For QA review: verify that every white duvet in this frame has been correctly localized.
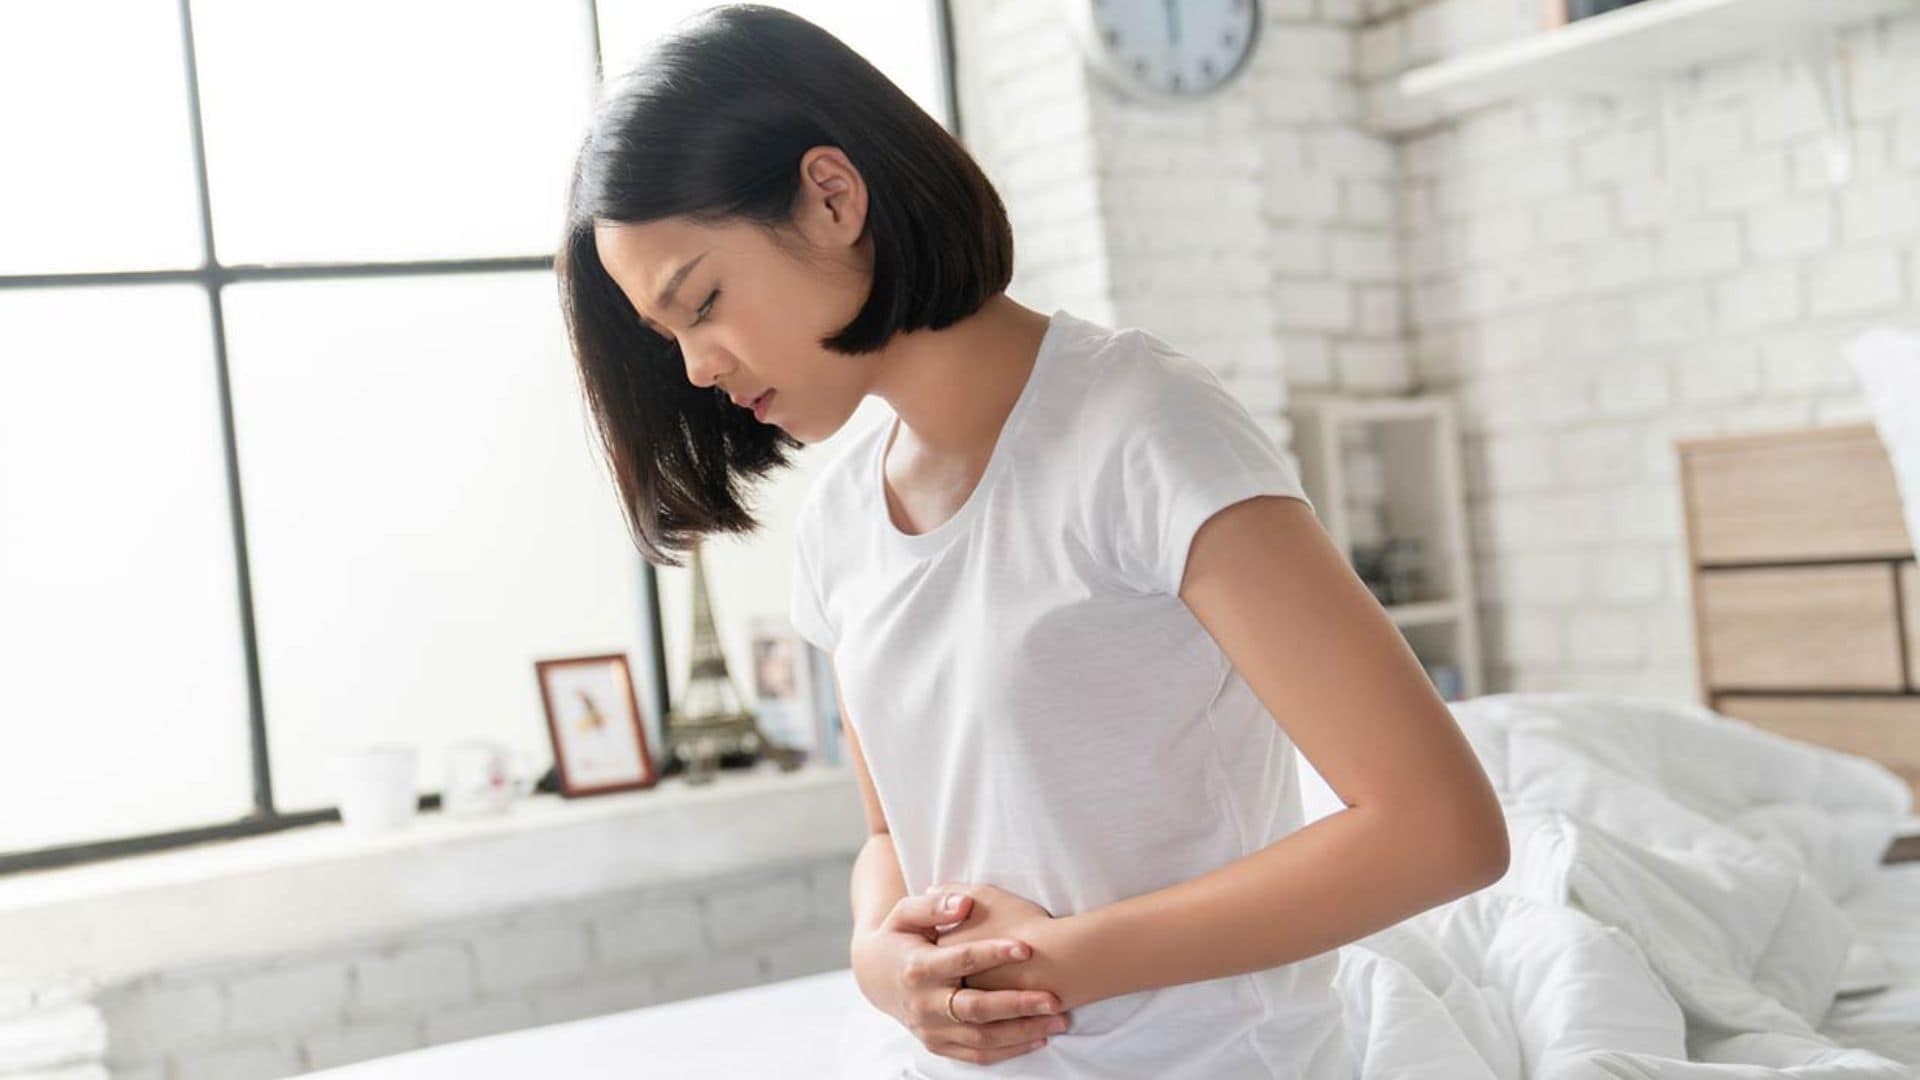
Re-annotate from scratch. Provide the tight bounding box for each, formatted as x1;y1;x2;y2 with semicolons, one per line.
1331;691;1916;1079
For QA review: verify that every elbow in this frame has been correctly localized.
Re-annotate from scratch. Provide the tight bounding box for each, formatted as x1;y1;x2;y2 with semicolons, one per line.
1455;803;1510;890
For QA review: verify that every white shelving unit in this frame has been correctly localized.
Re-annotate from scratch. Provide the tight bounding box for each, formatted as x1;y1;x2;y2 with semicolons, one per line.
1288;394;1484;702
1397;0;1915;118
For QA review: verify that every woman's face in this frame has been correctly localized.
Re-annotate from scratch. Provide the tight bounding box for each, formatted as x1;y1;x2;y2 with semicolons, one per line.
591;149;877;445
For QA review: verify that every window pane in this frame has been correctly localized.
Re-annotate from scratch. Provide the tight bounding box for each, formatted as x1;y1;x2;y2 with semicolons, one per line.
596;1;949;130
0;1;204;274
0;285;253;854
190;0;598;265
221;272;653;811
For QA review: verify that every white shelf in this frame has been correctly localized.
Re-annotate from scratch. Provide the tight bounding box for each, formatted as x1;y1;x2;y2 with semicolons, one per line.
1398;0;1916;118
1387;599;1460;628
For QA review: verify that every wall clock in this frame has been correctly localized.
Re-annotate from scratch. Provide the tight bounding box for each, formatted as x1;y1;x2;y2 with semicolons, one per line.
1064;0;1263;103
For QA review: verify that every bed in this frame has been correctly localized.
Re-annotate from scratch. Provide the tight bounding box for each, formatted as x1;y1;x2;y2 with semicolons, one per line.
303;423;1920;1079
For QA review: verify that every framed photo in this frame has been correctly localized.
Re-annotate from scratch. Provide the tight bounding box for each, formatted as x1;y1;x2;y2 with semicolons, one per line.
533;652;657;797
749;614;818;761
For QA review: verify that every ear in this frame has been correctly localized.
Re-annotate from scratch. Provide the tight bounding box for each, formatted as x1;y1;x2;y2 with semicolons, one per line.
796;145;867;244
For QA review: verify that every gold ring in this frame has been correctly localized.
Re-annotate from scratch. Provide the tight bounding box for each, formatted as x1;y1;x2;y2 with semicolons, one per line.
944;985;963;1023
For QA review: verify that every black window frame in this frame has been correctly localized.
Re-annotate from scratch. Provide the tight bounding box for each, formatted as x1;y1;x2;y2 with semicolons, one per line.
0;0;962;877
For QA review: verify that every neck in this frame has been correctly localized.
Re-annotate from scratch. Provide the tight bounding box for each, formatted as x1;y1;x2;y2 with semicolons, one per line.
866;293;1052;459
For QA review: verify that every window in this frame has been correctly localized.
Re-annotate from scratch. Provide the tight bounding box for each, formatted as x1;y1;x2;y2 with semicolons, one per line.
0;0;955;871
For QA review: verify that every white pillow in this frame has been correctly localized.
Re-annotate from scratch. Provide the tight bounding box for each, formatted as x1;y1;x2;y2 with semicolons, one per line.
1846;326;1920;553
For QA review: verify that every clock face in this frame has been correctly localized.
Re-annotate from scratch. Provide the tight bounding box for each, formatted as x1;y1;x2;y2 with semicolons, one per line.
1079;0;1260;101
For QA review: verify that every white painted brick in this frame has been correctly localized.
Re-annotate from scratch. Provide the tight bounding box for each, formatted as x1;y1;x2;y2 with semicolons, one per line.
1480;432;1555;493
1267;171;1343;222
1668;103;1749;169
98;980;224;1062
1264;24;1355;76
649;951;764;1005
1357;286;1403;337
302;1019;423;1072
1555;425;1645;484
1333;340;1412;391
171;1039;302;1080
1749;70;1830;146
470;924;592;994
1655;219;1743;278
1632;283;1712;345
588;894;705;969
1576;127;1660;185
1494;550;1583;605
1568;610;1647;666
1271;225;1329;275
1760;331;1863;394
350;943;473;1016
1356;21;1404;80
1317;0;1366;24
1270;0;1315;17
1699;152;1788;213
1610;484;1683;544
1589;549;1666;604
1459;208;1534;264
224;960;351;1039
1330;230;1397;281
1341;178;1396;226
1895;112;1920;169
1676;342;1761;403
759;930;854;983
1278;333;1336;385
1617;175;1701;230
1308;130;1394;178
1573;236;1656;291
1276;281;1355;331
423;996;536;1046
703;872;815;951
1791;125;1894;192
1256;76;1359;124
1538;192;1611;246
1494;609;1564;667
528;968;663;1027
1748;197;1835;258
1712;264;1802;332
1594;360;1670;418
1808;248;1904;316
1531;97;1617;147
1839;178;1920;241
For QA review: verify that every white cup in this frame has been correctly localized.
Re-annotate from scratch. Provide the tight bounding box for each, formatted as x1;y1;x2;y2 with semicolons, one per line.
443;739;528;818
334;744;419;834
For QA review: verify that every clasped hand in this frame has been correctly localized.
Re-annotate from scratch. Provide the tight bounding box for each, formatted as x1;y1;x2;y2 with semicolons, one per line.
849;881;1075;1066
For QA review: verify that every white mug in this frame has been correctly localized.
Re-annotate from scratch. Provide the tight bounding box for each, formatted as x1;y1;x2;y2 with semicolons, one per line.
443;739;529;818
334;744;419;834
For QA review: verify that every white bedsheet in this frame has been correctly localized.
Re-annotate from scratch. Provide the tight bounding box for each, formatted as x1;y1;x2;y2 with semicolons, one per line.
302;692;1920;1079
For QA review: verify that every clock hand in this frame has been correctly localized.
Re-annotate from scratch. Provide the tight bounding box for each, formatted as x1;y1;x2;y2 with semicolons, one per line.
1162;0;1182;47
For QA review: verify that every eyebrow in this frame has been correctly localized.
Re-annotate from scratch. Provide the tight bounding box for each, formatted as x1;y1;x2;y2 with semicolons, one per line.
651;249;711;317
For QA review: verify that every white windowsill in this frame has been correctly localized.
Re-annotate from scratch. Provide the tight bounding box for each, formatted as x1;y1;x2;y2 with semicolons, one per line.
0;761;866;988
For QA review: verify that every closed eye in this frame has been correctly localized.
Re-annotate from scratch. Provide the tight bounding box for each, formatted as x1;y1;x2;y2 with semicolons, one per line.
691;288;719;327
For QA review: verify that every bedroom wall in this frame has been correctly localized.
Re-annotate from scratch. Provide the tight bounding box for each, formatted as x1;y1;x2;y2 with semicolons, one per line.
951;0;1920;702
1367;2;1920;700
90;853;855;1078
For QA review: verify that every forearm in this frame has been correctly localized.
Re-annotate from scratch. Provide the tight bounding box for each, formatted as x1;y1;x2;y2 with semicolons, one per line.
849;831;909;935
1047;802;1506;1010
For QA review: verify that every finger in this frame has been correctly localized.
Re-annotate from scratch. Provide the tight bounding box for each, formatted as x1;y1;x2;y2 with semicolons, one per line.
952;986;1067;1025
932;1032;1050;1066
887;890;972;933
922;939;1030;985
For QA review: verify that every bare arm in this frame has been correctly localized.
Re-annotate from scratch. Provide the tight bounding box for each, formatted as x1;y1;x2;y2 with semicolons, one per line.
1008;495;1509;1010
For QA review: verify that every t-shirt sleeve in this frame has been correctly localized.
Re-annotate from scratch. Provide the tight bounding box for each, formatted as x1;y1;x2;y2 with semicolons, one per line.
787;525;838;654
1103;354;1316;597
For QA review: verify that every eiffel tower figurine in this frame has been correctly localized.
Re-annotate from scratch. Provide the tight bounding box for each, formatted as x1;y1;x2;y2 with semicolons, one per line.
660;541;786;783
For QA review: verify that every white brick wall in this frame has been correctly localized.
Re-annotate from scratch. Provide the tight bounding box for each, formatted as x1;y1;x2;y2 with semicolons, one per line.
1377;3;1920;699
93;854;855;1079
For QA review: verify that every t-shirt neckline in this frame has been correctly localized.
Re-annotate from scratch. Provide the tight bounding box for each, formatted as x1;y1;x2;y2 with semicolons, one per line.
871;307;1072;559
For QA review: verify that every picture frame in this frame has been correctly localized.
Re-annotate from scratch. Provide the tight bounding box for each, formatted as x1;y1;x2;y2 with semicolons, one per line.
533;652;657;797
748;614;820;762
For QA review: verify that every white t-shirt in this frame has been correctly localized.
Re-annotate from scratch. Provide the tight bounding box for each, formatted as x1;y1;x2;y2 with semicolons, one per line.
790;308;1355;1079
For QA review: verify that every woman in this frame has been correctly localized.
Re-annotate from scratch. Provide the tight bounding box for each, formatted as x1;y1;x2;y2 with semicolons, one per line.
556;6;1508;1077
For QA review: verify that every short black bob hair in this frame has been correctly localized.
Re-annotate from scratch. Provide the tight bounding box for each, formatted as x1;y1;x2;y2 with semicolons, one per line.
556;3;1014;568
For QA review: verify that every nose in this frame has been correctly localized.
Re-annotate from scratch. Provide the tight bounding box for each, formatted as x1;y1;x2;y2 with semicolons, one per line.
679;338;732;392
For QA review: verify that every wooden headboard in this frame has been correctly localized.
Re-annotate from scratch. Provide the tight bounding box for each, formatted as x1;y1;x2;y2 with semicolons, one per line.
1675;423;1920;864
